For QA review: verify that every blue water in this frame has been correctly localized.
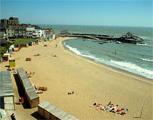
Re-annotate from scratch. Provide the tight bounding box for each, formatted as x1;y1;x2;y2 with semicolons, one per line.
42;25;153;79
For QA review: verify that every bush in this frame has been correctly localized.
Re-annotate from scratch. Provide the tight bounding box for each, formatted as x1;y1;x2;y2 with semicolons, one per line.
0;43;11;61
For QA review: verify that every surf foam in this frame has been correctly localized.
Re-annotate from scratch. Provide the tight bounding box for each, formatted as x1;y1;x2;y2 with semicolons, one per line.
64;43;153;80
140;58;153;62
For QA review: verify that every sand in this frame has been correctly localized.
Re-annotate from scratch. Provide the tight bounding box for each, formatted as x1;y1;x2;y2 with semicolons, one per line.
0;37;152;120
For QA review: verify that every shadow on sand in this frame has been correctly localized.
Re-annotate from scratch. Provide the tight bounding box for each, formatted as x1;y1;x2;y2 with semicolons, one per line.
31;111;45;120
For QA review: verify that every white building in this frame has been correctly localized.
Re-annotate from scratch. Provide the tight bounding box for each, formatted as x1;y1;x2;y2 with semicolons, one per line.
26;27;35;38
6;26;15;38
33;29;45;38
26;27;35;31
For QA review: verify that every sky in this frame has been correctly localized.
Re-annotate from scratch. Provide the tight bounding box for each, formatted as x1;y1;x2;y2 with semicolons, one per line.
0;0;153;27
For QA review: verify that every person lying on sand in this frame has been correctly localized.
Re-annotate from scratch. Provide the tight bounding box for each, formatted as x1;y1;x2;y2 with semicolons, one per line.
117;108;128;115
105;103;114;112
93;103;105;110
111;104;119;113
34;53;40;56
110;105;128;115
68;91;74;95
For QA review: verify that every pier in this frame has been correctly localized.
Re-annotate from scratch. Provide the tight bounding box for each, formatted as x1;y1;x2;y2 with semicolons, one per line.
58;32;144;44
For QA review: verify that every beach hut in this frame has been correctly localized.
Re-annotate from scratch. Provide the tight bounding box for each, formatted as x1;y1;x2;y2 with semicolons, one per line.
16;68;39;108
38;101;79;120
9;57;15;68
0;71;15;110
2;53;10;62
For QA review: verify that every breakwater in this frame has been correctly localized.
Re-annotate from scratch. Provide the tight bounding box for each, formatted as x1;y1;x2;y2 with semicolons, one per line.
59;32;144;44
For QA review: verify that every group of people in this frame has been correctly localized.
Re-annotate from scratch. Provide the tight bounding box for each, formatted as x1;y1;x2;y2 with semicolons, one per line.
26;71;35;78
93;101;128;115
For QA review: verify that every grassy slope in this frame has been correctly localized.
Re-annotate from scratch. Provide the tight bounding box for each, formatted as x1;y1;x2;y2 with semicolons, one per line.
0;38;36;61
13;38;36;46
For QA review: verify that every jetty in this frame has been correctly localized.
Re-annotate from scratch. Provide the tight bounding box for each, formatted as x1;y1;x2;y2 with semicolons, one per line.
116;32;144;44
58;32;143;44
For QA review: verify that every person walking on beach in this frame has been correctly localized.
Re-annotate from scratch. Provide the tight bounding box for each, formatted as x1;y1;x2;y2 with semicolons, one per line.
55;44;57;48
11;113;16;120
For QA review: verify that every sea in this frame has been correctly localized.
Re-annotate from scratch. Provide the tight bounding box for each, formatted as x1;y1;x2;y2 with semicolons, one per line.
42;25;153;80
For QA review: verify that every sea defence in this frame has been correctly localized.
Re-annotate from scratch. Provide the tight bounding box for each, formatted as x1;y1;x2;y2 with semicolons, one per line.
38;101;79;120
15;68;39;108
58;32;144;44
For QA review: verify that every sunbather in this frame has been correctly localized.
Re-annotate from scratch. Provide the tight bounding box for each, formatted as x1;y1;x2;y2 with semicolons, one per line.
93;103;105;110
119;108;128;115
111;105;119;113
107;104;114;112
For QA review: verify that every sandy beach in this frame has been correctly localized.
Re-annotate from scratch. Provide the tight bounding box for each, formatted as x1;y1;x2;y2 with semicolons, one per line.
0;37;152;120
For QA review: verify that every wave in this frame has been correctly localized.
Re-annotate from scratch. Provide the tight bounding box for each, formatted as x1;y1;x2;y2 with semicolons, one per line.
64;43;153;80
140;58;153;62
136;43;149;46
140;36;152;40
64;43;82;56
136;43;153;48
110;60;153;79
64;43;100;61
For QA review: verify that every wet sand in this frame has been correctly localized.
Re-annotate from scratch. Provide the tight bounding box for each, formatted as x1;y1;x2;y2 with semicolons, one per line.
0;37;152;120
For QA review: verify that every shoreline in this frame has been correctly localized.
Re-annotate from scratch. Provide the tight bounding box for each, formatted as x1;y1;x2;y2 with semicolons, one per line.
61;37;153;85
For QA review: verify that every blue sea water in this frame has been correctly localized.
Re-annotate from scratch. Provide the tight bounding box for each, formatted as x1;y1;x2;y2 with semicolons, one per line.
43;25;153;79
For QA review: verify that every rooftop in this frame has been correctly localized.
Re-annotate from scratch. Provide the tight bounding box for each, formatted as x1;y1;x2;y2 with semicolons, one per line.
0;71;14;97
17;68;39;100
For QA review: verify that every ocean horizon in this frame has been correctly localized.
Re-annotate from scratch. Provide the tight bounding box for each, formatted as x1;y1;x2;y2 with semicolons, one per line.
39;24;153;28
